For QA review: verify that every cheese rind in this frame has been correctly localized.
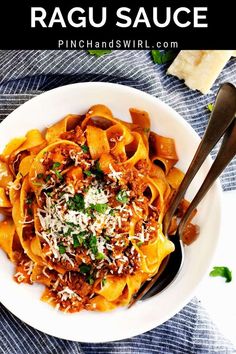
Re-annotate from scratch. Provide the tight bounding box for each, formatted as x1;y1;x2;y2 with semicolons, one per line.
167;50;234;94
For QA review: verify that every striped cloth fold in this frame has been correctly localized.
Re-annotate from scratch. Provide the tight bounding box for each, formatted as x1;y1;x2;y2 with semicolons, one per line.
0;50;235;353
0;298;235;354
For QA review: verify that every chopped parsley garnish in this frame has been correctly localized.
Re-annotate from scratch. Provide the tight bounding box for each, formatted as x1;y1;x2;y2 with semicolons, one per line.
65;227;73;237
87;275;94;285
102;278;107;287
84;170;92;176
109;209;115;216
91;203;108;214
207;103;214;112
52;162;61;169
58;244;66;254
67;194;85;211
54;170;63;180
37;173;44;179
151;50;176;65
87;50;112;57
51;162;63;180
45;175;51;182
137;241;144;247
81;144;89;153
96;161;102;172
80;264;91;274
73;235;82;248
96;252;105;260
91;161;104;179
85;207;94;217
26;197;33;204
89;235;98;255
73;231;88;248
209;266;232;283
65;221;76;227
116;189;129;204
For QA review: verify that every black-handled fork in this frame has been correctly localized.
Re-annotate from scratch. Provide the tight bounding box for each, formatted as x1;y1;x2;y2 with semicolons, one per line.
129;83;236;307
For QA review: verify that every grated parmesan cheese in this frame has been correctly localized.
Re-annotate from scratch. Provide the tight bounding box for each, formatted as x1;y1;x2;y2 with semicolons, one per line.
84;183;109;208
108;164;123;181
58;287;81;301
0;170;8;178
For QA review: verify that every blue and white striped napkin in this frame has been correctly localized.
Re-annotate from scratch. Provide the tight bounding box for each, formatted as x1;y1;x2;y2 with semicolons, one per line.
0;50;235;353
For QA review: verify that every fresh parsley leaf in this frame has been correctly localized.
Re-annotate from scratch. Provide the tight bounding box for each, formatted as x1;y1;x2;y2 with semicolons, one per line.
45;175;51;182
88;50;112;57
81;144;89;153
76;231;88;247
85;207;94;217
84;170;92;176
91;161;104;179
26;197;33;205
65;221;76;227
54;170;62;180
109;209;115;216
207;103;214;112
67;194;85;211
58;244;66;254
116;190;129;204
151;50;176;65
91;203;108;214
209;266;232;283
51;162;63;180
73;235;81;248
137;241;144;247
65;227;73;237
96;252;105;260
89;235;98;255
101;278;107;287
78;231;87;238
37;173;44;179
52;162;61;169
80;264;91;274
95;161;102;172
87;275;94;285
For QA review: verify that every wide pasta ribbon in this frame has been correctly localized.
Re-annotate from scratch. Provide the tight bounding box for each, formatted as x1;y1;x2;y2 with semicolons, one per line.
0;104;195;313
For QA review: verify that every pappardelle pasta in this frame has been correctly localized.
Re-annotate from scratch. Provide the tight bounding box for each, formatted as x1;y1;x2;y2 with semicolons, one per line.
0;105;199;312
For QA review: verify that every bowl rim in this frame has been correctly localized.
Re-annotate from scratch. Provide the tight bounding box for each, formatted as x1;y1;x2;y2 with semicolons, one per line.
0;82;222;342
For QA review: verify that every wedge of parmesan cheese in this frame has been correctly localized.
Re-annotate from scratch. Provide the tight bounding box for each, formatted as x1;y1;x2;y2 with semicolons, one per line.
167;50;234;94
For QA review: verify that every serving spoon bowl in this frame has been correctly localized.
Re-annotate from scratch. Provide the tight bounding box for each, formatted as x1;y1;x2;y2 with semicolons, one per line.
129;82;236;306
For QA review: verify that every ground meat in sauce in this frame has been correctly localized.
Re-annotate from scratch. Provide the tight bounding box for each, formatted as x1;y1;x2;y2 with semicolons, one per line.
21;123;171;312
60;126;85;145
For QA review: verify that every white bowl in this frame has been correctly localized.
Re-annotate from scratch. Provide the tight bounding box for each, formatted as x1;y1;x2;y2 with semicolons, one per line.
0;82;221;342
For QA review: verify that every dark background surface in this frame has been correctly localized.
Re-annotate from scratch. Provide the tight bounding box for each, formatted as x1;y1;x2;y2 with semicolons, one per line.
0;0;234;50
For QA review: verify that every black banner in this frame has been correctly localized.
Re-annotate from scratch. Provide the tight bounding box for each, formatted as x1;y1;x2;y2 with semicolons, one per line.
1;0;234;49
